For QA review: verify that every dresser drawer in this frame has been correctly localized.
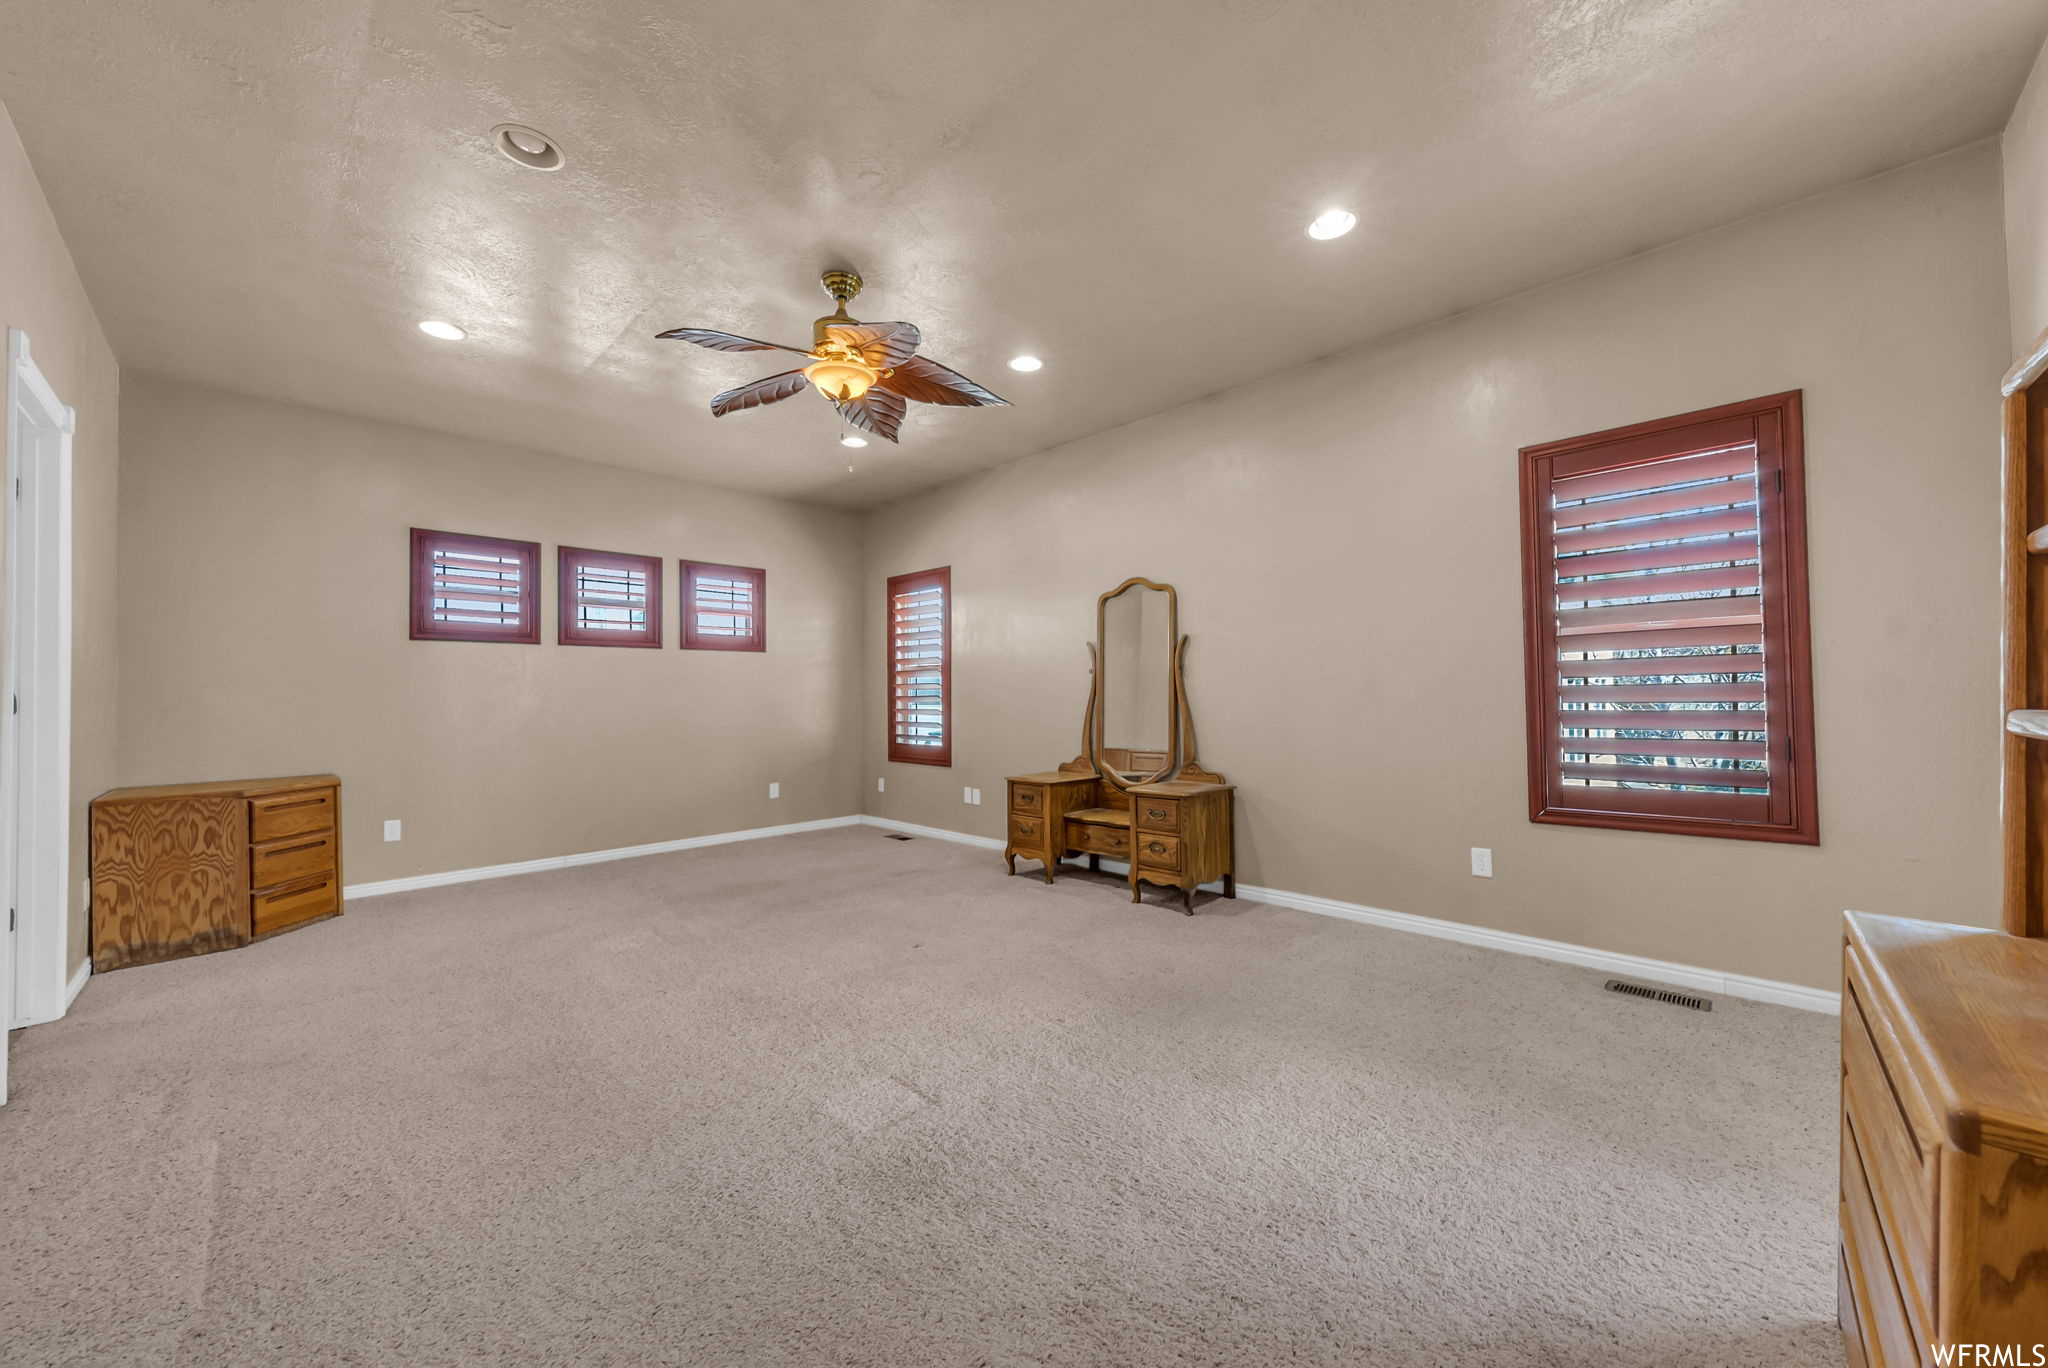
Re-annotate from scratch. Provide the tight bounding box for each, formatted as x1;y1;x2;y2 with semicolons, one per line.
1008;812;1049;850
250;787;335;842
1135;832;1181;871
1134;797;1180;832
251;831;337;891
1010;784;1046;816
1840;1117;1921;1368
1069;822;1130;858
253;875;338;937
1842;984;1936;1337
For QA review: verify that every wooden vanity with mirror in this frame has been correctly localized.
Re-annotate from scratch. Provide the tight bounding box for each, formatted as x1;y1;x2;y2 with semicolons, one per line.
1005;577;1235;913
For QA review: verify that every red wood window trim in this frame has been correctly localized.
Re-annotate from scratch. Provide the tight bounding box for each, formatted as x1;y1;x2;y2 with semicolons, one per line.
558;546;662;648
887;566;952;767
410;528;541;644
679;561;767;652
1518;392;1817;844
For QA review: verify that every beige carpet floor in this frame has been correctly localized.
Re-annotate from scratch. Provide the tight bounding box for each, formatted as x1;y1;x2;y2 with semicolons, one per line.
2;826;1840;1367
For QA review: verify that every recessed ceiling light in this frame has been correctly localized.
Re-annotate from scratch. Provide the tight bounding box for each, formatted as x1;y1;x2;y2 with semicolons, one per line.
1008;355;1043;372
1305;209;1357;241
840;433;868;448
418;320;466;340
490;123;565;172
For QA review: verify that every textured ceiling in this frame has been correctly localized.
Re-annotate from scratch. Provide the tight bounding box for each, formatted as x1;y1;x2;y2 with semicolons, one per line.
2;1;2044;508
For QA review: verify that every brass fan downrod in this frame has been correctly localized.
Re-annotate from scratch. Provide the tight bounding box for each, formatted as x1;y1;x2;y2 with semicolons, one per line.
814;269;863;347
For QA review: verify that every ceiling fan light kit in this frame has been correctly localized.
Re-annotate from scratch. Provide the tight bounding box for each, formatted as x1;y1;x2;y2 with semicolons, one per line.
657;270;1008;444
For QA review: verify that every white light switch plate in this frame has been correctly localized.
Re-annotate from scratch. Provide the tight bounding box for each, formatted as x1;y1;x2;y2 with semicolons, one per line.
769;782;780;799
877;777;885;793
1470;847;1492;877
384;820;402;842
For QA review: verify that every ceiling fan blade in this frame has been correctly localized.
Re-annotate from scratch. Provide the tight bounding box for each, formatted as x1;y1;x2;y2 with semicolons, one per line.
824;321;922;371
877;355;1008;408
658;327;812;355
838;387;906;443
710;369;812;417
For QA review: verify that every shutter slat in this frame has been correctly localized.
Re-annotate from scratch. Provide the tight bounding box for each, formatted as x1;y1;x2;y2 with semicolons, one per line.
1556;562;1759;604
1560;708;1764;733
1557;622;1764;653
1559;761;1768;788
1561;681;1767;703
1559;736;1767;761
1552;474;1756;530
1551;444;1756;499
1562;532;1760;578
1557;597;1762;633
1555;506;1759;556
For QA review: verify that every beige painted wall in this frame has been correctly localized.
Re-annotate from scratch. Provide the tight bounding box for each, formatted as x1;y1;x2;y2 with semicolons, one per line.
0;99;120;975
2006;35;2048;353
862;144;2011;992
117;375;864;886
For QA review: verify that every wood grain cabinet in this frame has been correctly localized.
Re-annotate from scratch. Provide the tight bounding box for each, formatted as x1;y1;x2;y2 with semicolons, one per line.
1005;766;1235;913
1839;912;2048;1364
91;775;343;971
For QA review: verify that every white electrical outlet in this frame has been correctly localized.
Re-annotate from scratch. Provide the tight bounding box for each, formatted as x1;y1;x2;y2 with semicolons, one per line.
963;785;974;804
769;782;780;799
877;777;886;793
384;819;402;842
973;787;984;805
1470;847;1493;878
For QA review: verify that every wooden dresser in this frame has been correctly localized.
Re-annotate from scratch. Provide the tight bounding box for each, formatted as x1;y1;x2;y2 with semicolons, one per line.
91;774;343;971
1006;759;1234;913
1839;912;2048;1364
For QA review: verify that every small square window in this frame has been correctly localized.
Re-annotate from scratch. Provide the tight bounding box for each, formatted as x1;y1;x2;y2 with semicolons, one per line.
559;547;662;648
679;561;766;652
411;528;540;643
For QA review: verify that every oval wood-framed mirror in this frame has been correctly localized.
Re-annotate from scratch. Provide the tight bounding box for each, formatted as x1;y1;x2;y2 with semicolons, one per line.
1088;577;1183;792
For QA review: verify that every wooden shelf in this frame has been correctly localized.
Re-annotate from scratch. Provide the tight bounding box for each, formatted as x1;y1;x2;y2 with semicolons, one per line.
2009;710;2048;739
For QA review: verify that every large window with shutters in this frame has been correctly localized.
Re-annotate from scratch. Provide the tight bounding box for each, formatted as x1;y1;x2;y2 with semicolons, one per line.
410;528;541;644
679;561;766;651
559;547;662;647
887;567;951;766
1519;392;1816;843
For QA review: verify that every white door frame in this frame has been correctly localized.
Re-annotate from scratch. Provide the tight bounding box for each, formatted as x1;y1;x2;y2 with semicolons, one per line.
4;329;75;1059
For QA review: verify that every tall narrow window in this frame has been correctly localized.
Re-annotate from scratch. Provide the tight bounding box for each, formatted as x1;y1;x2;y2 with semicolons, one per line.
887;567;951;766
410;528;541;643
1519;392;1816;843
559;547;661;647
679;561;766;652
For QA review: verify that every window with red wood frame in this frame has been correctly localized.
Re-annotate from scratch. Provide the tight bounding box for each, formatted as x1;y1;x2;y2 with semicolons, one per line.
410;528;541;644
679;561;766;652
559;547;662;647
1519;392;1816;843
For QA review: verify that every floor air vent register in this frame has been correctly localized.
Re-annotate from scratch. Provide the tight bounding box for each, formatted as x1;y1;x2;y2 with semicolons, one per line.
1603;979;1713;1011
883;833;914;841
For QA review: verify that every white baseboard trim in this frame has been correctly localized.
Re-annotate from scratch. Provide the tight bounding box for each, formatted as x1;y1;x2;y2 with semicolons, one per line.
343;816;863;900
858;815;1006;849
859;813;1841;1015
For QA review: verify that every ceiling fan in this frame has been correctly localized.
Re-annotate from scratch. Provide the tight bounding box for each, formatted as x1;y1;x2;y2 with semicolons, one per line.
656;270;1007;444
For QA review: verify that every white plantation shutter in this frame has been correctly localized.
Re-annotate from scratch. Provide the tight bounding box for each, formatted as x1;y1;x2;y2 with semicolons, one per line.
887;567;951;765
680;562;765;651
410;528;540;644
560;548;661;647
1520;395;1816;843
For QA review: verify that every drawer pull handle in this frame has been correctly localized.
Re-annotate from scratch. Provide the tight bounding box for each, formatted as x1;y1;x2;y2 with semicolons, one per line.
1146;808;1167;820
267;839;327;857
1019;793;1036;805
1147;841;1166;854
263;797;324;812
